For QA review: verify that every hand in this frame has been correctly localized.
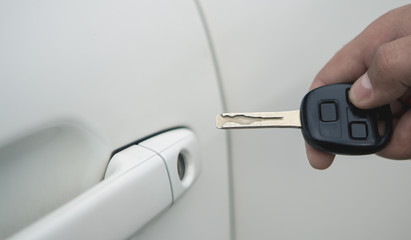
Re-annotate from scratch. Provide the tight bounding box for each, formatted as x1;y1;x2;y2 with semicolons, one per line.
307;4;411;169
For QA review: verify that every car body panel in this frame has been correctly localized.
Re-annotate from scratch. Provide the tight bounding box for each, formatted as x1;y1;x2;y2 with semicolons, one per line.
0;1;230;239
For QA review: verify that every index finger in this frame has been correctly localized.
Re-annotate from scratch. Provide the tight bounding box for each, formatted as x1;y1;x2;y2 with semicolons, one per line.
310;42;367;90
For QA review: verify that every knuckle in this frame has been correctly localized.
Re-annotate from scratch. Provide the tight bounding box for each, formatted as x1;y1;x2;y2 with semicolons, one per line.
375;43;401;74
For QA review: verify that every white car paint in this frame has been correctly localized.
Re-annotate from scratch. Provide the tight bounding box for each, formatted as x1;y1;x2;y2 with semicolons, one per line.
0;1;230;239
2;0;411;239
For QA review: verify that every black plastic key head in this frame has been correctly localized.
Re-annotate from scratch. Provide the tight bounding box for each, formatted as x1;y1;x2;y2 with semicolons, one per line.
300;83;392;155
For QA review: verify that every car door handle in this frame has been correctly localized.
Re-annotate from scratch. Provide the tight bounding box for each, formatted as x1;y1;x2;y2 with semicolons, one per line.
10;128;200;240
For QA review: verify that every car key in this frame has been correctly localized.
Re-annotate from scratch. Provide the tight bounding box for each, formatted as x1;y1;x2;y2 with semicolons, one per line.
216;83;393;155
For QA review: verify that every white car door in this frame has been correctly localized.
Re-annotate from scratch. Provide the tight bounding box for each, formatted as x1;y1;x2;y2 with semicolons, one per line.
0;1;231;239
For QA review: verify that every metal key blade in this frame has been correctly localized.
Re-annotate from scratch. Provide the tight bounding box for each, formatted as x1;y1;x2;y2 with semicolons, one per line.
216;110;301;129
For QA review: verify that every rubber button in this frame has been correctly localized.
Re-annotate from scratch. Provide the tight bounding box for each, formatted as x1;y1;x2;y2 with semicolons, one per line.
350;122;368;139
320;102;338;122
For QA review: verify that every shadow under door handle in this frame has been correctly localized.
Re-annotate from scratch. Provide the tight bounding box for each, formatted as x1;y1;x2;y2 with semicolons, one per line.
10;128;200;240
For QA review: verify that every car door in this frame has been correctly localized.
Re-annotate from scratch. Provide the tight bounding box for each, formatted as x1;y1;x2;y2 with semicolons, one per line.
0;1;231;239
200;1;411;240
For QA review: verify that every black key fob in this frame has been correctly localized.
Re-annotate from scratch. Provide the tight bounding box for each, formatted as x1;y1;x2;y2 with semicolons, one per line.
300;83;392;155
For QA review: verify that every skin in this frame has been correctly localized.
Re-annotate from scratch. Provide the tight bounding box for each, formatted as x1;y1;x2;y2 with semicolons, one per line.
307;4;411;169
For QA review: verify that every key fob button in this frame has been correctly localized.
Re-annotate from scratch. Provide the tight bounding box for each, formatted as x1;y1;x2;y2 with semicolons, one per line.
301;83;392;155
320;102;338;122
350;122;368;139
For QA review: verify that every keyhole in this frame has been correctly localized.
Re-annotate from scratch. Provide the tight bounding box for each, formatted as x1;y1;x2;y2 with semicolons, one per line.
177;153;186;181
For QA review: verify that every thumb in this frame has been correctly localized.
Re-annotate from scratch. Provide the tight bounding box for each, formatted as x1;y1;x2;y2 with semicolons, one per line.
349;36;411;109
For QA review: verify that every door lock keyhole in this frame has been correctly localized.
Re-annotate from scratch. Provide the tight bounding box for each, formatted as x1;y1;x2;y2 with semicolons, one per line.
177;153;186;181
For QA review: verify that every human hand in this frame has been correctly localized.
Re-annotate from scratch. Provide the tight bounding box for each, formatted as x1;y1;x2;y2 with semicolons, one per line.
306;4;411;169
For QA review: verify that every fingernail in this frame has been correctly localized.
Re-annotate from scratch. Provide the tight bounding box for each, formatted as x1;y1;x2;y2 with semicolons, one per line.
350;73;372;103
